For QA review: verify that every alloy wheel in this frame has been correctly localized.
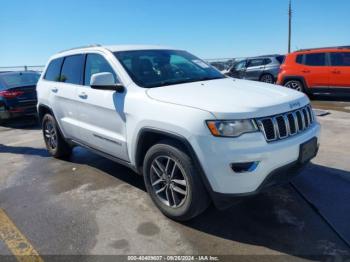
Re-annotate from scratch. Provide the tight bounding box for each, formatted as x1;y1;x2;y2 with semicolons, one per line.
285;81;303;92
150;156;188;208
261;74;274;83
44;120;57;150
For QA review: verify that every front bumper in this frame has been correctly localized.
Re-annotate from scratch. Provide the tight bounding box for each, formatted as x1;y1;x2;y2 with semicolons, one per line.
189;122;320;199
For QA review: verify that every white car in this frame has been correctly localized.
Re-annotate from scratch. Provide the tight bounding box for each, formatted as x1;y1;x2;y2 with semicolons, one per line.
37;45;320;221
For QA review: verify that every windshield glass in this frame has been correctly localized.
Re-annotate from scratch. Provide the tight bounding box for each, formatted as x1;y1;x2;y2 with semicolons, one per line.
114;50;225;88
0;72;40;89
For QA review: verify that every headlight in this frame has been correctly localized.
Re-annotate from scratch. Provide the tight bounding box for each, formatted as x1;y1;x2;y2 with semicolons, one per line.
206;120;258;137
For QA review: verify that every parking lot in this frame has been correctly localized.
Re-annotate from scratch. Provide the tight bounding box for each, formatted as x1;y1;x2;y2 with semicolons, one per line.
1;97;350;261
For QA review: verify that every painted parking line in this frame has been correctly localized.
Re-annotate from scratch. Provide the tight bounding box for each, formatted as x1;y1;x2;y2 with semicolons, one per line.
0;209;44;262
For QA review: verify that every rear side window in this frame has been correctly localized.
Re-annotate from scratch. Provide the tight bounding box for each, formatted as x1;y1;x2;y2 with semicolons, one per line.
61;55;85;85
44;58;63;81
330;52;350;66
84;54;116;85
247;59;265;67
304;53;326;66
264;58;272;65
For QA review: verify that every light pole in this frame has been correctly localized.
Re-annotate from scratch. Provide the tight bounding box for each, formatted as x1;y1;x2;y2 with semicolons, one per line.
288;0;292;53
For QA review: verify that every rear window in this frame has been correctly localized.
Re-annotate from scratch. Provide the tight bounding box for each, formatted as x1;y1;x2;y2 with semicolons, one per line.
0;72;40;89
330;52;350;66
60;55;85;85
44;58;64;82
276;56;285;64
304;53;326;66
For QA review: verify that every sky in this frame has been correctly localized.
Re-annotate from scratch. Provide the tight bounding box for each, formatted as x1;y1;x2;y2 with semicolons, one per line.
1;0;350;66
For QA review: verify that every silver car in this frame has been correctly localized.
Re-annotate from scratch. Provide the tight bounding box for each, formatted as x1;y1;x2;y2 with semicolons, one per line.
225;55;285;83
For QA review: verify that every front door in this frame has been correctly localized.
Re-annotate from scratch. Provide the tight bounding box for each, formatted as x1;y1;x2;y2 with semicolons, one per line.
75;53;129;161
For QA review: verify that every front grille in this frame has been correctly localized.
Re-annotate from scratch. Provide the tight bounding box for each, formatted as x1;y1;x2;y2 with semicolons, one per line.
256;104;315;142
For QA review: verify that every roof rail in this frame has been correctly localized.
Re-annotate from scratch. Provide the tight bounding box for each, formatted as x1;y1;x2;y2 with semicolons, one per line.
296;45;350;52
58;44;102;53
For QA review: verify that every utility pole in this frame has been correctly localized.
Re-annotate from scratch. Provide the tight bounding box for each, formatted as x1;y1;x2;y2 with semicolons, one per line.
288;0;292;53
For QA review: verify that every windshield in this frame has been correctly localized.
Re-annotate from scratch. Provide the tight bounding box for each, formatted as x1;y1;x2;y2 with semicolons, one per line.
114;50;225;88
0;72;40;89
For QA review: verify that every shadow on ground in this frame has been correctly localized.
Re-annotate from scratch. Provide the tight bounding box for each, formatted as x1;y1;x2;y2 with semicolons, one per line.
0;116;40;130
65;148;350;258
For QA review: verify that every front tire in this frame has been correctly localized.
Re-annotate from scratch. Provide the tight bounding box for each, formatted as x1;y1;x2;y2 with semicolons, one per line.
42;114;72;158
143;140;210;221
284;79;304;92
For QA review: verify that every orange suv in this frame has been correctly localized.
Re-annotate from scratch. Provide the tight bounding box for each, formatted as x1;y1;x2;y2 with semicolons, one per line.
277;46;350;96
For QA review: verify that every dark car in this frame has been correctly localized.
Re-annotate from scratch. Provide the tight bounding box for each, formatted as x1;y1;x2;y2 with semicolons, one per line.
224;55;285;83
0;71;40;123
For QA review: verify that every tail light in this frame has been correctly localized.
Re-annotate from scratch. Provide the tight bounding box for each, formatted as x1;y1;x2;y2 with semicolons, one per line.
0;90;24;99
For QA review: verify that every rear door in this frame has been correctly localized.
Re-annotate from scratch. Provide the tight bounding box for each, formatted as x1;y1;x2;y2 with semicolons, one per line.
75;53;129;161
245;59;265;80
329;51;350;88
301;53;330;88
48;55;85;139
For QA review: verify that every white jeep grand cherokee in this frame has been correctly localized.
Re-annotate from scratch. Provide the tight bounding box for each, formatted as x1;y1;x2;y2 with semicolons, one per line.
37;45;320;221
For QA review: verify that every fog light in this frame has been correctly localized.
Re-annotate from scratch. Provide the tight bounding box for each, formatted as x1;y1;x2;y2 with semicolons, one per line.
231;162;259;173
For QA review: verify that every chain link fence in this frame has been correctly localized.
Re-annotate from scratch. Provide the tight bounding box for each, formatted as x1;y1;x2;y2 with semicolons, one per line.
0;65;45;73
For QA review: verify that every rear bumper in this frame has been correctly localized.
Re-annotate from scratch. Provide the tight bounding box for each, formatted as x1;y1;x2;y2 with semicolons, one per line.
0;104;38;120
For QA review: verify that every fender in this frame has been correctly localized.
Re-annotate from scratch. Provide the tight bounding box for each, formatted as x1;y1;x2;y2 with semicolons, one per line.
134;127;216;197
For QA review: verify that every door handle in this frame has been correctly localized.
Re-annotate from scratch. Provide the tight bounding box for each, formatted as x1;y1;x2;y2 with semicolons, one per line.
331;70;341;74
78;92;88;99
51;87;58;93
302;70;310;73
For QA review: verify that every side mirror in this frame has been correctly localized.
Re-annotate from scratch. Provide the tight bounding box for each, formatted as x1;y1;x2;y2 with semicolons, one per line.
90;72;124;92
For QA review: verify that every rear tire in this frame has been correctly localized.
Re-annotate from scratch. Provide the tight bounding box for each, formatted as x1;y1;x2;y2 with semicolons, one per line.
42;114;72;159
260;74;274;84
143;140;210;221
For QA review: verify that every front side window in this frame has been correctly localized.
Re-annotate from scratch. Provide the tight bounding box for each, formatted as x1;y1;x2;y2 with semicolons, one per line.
84;54;116;85
44;58;64;82
60;55;85;85
304;53;326;66
234;60;246;71
330;52;350;66
114;50;224;88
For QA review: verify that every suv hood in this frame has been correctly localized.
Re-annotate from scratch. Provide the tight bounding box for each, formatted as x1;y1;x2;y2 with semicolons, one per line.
146;78;309;119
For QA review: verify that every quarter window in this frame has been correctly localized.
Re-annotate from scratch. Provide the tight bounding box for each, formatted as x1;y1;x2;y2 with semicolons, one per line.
330;52;350;66
44;58;64;82
60;55;85;85
304;53;326;66
296;55;303;64
84;54;116;85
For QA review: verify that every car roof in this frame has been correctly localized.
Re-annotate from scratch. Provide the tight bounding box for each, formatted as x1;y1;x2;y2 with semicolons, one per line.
51;44;181;59
294;46;350;54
